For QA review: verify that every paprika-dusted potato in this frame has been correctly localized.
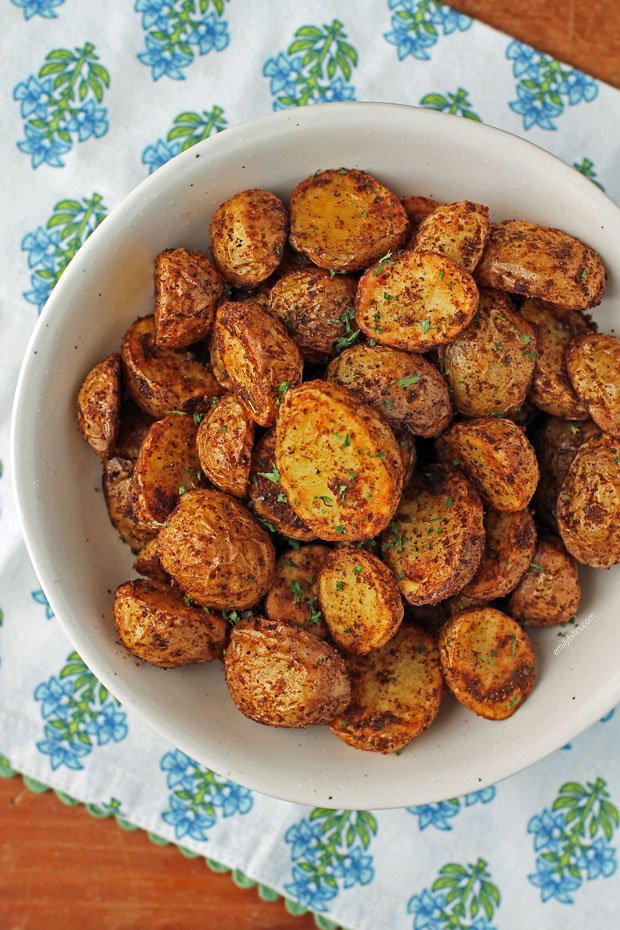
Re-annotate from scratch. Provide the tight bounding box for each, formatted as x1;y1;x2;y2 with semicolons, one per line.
208;332;233;390
394;428;416;485
438;607;536;719
507;536;580;625
566;332;620;436
154;248;224;349
209;189;288;287
556;432;620;568
196;394;255;498
289;168;409;272
276;380;404;541
224;617;351;727
475;220;606;310
121;315;224;419
462;508;537;599
133;535;169;583
249;430;316;541
214;301;303;427
264;544;330;636
327;343;452;438
158;489;276;609
102;456;156;551
114;401;154;461
401;195;438;239
381;464;484;606
413;201;490;273
355;250;479;352
318;548;403;654
76;352;121;459
438;417;539;511
329;623;443;753
114;579;227;668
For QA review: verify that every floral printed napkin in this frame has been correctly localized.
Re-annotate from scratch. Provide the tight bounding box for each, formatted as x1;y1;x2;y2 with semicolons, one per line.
2;2;620;929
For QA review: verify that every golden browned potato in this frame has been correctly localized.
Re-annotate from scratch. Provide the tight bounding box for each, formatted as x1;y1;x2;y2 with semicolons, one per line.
439;417;539;511
413;201;490;273
462;508;537;599
213;301;303;427
475;220;606;310
438;607;536;719
507;536;580;625
207;332;232;390
268;268;358;362
224;617;350;727
556;432;620;568
326;344;452;438
121;315;224;419
114;401;154;461
158;489;275;609
438;289;537;417
133;535;169;583
329;623;443;753
154;248;224;349
531;416;601;529
248;430;315;541
196;394;255;498
443;592;492;618
318;549;403;654
289;168;409;272
264;544;331;636
566;332;620;436
102;456;156;551
381;464;484;605
394;428;416;485
76;353;121;459
209;189;288;287
276;380;403;541
355;251;479;352
114;579;227;668
401;195;438;239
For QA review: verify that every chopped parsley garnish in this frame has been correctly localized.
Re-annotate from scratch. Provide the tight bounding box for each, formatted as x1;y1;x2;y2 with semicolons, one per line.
341;433;352;449
397;376;421;387
151;519;169;527
277;492;288;503
275;381;292;408
420;319;431;333
290;580;304;602
445;497;453;508
178;485;186;495
193;412;205;425
353;565;362;575
372;251;395;275
335;525;346;534
258;462;281;484
336;581;346;592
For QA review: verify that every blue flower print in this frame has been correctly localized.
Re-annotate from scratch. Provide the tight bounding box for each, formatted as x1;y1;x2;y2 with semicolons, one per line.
285;866;338;913
323;77;356;102
161;748;196;791
409;787;495;831
85;704;128;746
384;2;472;63
162;794;216;841
528;856;581;904
509;84;562;131
17;125;72;170
34;676;74;719
528;809;566;853
135;0;171;29
11;0;65;19
13;77;52;120
408;859;500;930
506;40;541;79
430;4;471;34
334;846;374;888
141;105;227;174
37;724;90;770
263;53;302;97
138;36;193;81
31;589;54;618
211;783;253;817
142;139;179;173
135;0;230;81
576;838;617;880
65;100;108;143
385;17;436;61
407;889;446;930
557;71;598;105
285;819;324;862
600;708;616;722
22;227;60;271
187;12;229;55
465;787;495;805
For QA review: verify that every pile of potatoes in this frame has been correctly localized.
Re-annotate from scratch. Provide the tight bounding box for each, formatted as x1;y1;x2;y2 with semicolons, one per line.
76;168;618;755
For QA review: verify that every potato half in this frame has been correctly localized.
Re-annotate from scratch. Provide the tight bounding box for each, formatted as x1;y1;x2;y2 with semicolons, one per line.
114;401;154;462
133;535;169;583
264;544;331;636
102;456;156;551
413;201;490;272
508;536;580;625
196;394;255;498
249;430;315;541
76;352;121;460
154;248;224;348
462;508;537;599
209;189;288;287
566;332;620;436
401;195;438;239
208;332;232;390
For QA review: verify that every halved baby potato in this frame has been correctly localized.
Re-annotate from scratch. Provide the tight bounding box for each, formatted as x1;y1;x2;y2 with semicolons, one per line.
154;247;224;348
508;536;580;625
264;544;331;636
196;394;255;498
102;456;156;551
76;352;121;460
413;201;490;272
462;508;537;599
114;401;154;462
207;331;233;390
401;195;438;239
249;430;315;541
133;535;169;583
566;332;620;436
209;189;288;287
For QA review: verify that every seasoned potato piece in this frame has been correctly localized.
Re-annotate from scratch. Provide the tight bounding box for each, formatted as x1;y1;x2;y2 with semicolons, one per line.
114;579;227;668
439;417;539;511
272;242;312;278
556;432;620;568
121;316;224;419
114;401;154;461
508;536;580;625
413;201;490;273
475;220;606;310
76;352;121;459
462;508;537;599
439;289;537;417
209;189;288;287
327;344;452;438
355;251;479;352
249;430;315;541
264;544;330;636
214;301;303;427
443;593;492;618
268;268;358;362
329;623;443;753
289;168;409;272
401;195;438;237
276;380;403;541
158;489;275;609
566;332;620;436
133;535;169;583
318;549;403;654
381;464;484;605
394;428;416;485
102;456;156;551
196;394;255;498
531;416;600;529
207;332;232;390
154;248;224;349
224;617;350;727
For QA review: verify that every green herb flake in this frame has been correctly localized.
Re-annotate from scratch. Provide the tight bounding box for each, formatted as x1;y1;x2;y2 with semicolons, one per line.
353;565;362;575
335;526;346;534
275;381;292;408
178;485;186;495
397;375;421;387
509;696;520;708
193;412;204;425
277;492;288;503
151;520;169;527
336;581;346;592
372;251;395;275
420;319;431;333
258;462;281;485
445;497;453;508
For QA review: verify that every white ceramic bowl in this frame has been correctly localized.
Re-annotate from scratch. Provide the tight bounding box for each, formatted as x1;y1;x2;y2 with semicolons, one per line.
12;102;620;809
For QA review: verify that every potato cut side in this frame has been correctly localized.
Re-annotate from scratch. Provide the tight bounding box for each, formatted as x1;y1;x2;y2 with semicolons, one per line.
102;456;157;551
209;189;288;287
289;168;409;272
196;394;255;498
133;535;169;583
400;195;439;239
154;248;224;349
463;508;537;599
329;623;443;753
249;430;315;541
395;428;416;485
207;331;233;390
381;463;484;606
114;579;227;668
76;352;121;460
264;544;331;636
566;332;620;436
114;401;154;462
508;536;580;626
276;380;404;541
413;201;490;272
475;220;605;310
355;250;479;352
224;617;350;727
438;607;536;719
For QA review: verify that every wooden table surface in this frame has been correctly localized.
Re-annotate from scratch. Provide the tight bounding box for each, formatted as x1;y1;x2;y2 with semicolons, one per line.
3;4;618;929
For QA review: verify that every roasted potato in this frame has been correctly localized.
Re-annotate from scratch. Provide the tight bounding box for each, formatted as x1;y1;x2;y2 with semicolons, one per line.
289;168;409;272
207;331;232;390
272;242;312;278
133;535;169;583
249;430;315;541
438;607;536;719
327;343;452;438
566;332;620;436
264;544;331;636
413;201;490;273
355;250;479;352
462;508;537;599
209;189;288;287
114;401;154;461
158;489;276;609
214;301;303;427
224;617;350;727
196;394;255;498
76;352;121;459
102;456;156;551
394;428;416;485
329;623;443;753
154;248;224;349
507;536;580;625
114;579;227;668
401;195;438;239
475;220;606;310
276;380;403;541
